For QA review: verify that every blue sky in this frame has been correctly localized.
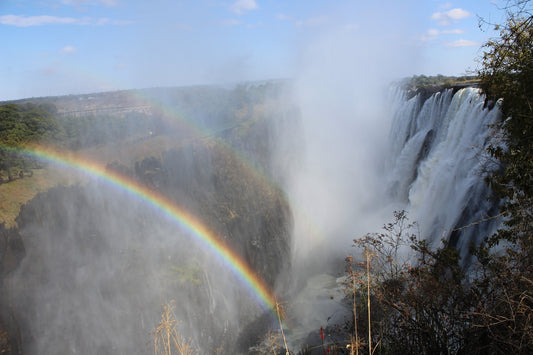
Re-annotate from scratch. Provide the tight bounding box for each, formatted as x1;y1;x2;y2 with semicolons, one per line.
0;0;507;100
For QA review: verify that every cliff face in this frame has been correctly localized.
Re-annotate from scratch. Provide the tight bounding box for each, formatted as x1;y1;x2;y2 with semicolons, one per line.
4;147;291;353
3;129;292;355
128;137;293;288
157;141;293;287
0;224;25;355
386;87;501;261
0;81;297;353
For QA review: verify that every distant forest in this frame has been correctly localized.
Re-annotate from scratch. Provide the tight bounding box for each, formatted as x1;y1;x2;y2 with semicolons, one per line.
0;102;63;180
0;81;286;181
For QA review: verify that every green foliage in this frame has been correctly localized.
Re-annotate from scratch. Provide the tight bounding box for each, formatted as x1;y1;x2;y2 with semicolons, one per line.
346;212;473;355
0;103;64;176
0;103;63;146
345;210;532;354
479;5;533;246
472;3;533;352
401;74;479;90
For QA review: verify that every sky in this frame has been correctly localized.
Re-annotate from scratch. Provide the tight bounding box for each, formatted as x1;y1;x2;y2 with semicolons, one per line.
0;0;508;101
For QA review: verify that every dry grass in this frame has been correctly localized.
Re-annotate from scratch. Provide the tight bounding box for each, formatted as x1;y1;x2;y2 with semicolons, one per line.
275;300;290;355
0;167;84;227
261;329;284;354
0;134;178;227
153;301;198;355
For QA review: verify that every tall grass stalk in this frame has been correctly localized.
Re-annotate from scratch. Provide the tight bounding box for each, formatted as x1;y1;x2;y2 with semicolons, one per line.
352;271;359;355
275;300;290;355
365;247;374;355
153;302;197;355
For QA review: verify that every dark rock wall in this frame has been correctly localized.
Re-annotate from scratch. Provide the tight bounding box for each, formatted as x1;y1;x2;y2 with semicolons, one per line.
4;140;292;353
0;224;25;354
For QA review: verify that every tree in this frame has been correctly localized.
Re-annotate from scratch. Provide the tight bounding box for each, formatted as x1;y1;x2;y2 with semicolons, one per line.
0;102;63;178
479;1;533;248
470;1;533;352
347;211;473;355
340;4;533;353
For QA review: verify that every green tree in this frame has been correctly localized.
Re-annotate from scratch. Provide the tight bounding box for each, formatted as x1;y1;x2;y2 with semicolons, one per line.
469;1;533;352
0;102;63;178
341;4;533;353
479;1;533;247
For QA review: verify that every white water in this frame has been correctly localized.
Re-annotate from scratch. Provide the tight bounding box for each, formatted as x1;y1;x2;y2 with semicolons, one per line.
387;87;502;256
285;86;502;350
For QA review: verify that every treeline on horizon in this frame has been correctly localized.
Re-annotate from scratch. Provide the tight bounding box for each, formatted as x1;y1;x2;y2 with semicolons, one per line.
0;100;151;180
0;102;63;180
400;74;480;99
0;72;482;180
0;81;283;181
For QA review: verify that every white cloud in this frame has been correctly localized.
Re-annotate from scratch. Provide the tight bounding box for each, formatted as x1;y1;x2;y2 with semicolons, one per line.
447;8;472;20
59;0;117;6
110;19;133;25
421;28;467;42
59;45;77;54
0;15;77;26
219;19;243;26
93;18;132;25
426;28;465;36
276;13;292;21
0;14;131;27
246;21;265;29
41;60;62;75
442;29;465;34
446;39;479;47
431;8;472;26
231;0;258;15
95;18;110;25
343;23;359;31
97;0;117;5
296;16;330;28
427;28;440;37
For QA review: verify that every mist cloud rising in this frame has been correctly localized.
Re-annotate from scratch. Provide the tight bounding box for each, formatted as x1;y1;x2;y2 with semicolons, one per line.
5;85;295;354
276;4;423;345
285;2;420;264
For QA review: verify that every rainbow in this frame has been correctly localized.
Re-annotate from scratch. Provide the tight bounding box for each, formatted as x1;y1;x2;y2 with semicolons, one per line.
17;145;279;312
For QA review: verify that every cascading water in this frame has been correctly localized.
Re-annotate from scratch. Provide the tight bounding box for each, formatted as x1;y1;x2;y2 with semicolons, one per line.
1;83;505;354
386;86;502;260
285;85;503;351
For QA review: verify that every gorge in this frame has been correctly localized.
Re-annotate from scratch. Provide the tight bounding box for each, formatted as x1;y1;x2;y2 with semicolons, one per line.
0;80;502;354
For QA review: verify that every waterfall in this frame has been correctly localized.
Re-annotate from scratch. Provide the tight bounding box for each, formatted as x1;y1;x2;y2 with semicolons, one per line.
386;87;502;259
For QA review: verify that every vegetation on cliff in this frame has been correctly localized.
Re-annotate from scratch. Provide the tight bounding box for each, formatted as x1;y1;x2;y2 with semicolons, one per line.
0;102;64;179
0;0;531;352
0;81;294;354
340;2;533;354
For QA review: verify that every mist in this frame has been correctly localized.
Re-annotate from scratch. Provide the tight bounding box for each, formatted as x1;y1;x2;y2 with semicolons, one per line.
4;4;422;352
0;1;504;353
269;5;424;346
3;84;295;354
283;6;418;269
